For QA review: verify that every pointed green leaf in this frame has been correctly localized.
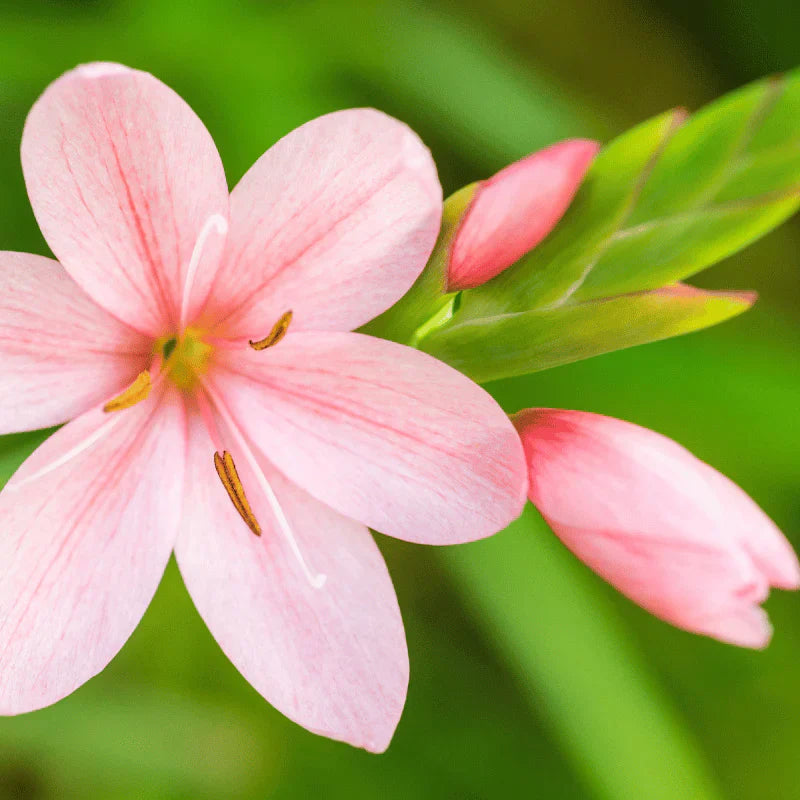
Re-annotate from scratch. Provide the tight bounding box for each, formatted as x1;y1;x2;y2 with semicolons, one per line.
573;191;799;301
421;284;754;383
458;71;800;319
574;74;800;300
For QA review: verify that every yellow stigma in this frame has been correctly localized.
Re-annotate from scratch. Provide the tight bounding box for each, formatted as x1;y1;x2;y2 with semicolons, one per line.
156;328;213;390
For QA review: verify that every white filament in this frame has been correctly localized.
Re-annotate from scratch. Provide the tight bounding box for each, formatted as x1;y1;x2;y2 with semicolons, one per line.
8;367;165;491
203;383;327;590
179;213;228;333
7;416;121;490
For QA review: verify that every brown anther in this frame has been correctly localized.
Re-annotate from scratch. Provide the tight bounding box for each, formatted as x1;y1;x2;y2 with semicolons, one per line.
249;310;293;351
213;451;262;536
103;371;152;413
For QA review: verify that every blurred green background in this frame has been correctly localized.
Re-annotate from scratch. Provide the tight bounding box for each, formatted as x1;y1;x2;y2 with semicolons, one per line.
0;0;799;798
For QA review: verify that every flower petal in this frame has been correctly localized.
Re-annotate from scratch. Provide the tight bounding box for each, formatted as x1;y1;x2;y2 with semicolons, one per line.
213;332;527;544
548;520;769;641
0;251;150;434
699;465;800;590
698;605;772;650
513;409;797;646
0;390;186;713
21;62;229;335
205;109;441;336
175;412;407;752
448;139;599;290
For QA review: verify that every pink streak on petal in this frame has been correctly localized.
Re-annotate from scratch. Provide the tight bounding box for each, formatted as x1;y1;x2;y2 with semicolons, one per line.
206;109;442;336
448;139;599;290
0;390;186;713
175;412;407;752
650;282;757;306
513;408;797;648
0;251;150;434
21;62;229;335
213;332;527;544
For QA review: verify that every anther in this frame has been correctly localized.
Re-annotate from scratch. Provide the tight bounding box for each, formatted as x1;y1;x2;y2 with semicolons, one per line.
103;371;152;413
214;450;262;536
249;310;293;351
203;382;327;589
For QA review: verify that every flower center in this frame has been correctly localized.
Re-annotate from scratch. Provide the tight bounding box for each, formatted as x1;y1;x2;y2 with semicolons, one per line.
156;328;213;391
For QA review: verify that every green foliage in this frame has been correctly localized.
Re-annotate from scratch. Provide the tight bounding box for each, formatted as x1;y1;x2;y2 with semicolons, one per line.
464;72;800;315
418;71;800;382
420;285;754;382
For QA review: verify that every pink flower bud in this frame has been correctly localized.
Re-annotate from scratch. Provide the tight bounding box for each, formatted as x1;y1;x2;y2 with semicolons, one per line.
513;408;799;648
447;139;599;291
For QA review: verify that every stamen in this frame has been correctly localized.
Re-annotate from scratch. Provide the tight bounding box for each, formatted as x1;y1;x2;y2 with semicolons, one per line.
249;310;293;351
214;451;262;536
202;382;327;589
103;371;152;413
179;213;228;332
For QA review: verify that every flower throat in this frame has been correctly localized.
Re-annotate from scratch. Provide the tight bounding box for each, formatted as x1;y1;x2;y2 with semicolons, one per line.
156;329;213;390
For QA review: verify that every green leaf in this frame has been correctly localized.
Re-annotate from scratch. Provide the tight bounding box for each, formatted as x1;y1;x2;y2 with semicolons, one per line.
421;284;754;383
440;506;723;800
458;71;800;319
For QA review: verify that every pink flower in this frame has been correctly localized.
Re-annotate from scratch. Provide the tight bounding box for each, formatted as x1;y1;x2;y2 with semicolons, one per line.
0;63;527;751
513;409;799;647
447;139;599;290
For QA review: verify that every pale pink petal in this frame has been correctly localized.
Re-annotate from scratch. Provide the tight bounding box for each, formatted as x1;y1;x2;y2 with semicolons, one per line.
696;605;772;650
549;521;767;638
213;332;527;544
513;409;797;647
175;412;407;752
0;390;186;713
21;62;229;335
0;251;150;434
448;139;599;290
205;109;441;337
699;466;800;590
